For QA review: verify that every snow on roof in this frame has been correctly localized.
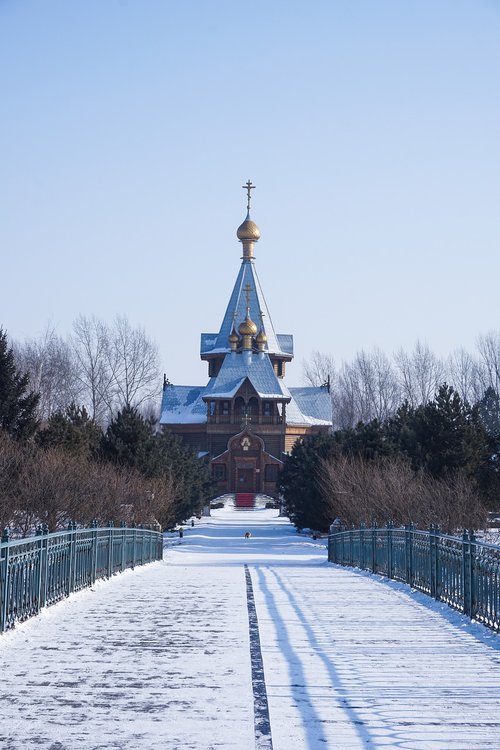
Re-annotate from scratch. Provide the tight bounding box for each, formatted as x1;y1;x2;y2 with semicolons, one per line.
200;260;293;357
206;352;290;400
159;363;332;428
159;384;208;425
287;387;333;426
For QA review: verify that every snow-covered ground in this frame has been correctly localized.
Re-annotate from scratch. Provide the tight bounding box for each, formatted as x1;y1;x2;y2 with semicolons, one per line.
1;509;500;749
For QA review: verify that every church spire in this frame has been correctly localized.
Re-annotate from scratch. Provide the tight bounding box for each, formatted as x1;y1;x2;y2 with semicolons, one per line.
236;179;261;261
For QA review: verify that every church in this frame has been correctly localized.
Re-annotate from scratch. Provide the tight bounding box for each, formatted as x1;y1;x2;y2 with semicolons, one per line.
159;182;332;501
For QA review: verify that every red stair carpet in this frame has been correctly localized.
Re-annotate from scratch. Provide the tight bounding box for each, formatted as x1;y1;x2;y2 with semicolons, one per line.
234;493;255;509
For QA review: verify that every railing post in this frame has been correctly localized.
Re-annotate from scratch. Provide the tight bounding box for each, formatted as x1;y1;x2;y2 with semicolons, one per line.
360;523;365;570
121;522;126;572
349;526;354;567
469;530;476;619
107;521;114;578
139;525;144;566
434;525;441;601
387;520;394;579
405;523;413;586
462;530;471;616
1;528;10;632
371;521;377;574
429;525;437;599
91;520;98;584
132;523;137;569
67;521;76;595
40;524;49;609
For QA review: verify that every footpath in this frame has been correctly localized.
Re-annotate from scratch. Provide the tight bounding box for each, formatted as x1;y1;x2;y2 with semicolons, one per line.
1;509;500;750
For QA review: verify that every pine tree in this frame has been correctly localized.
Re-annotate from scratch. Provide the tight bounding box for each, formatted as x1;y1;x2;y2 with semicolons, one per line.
36;403;102;457
477;387;500;437
0;328;39;440
389;384;486;479
100;407;213;525
279;431;337;532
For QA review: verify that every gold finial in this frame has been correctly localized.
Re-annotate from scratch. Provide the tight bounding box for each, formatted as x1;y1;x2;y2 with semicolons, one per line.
242;179;255;212
237;180;260;256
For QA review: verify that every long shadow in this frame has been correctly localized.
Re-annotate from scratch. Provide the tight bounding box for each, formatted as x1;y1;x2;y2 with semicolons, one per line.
256;565;376;748
253;566;330;749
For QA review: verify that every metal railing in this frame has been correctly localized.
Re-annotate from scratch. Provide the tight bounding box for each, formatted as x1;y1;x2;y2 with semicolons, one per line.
0;522;164;632
328;522;500;631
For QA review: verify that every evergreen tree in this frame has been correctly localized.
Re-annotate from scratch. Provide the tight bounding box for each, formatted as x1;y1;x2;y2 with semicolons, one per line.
333;419;392;460
279;431;337;532
0;328;39;440
477;387;500;437
100;405;153;471
100;406;213;525
388;384;486;480
36;403;102;457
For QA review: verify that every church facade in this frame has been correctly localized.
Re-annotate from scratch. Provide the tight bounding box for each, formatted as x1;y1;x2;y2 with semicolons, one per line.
159;183;332;499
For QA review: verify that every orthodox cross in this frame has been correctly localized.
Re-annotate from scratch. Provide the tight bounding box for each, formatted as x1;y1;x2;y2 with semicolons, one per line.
243;283;253;308
241;411;252;429
242;179;255;212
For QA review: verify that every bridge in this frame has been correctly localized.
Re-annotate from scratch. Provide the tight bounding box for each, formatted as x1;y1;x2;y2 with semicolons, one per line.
1;509;500;749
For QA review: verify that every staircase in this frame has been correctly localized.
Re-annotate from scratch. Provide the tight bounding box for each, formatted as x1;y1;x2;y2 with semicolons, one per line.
234;493;256;509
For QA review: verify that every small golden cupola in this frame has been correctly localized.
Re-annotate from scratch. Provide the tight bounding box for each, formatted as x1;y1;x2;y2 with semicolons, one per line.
239;310;258;351
237;180;260;261
256;326;267;352
229;326;240;352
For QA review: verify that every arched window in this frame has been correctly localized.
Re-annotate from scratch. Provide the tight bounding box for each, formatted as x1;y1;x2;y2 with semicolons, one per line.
247;397;259;419
234;397;245;419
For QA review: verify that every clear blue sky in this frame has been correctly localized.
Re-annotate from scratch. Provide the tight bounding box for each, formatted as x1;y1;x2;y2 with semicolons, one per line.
1;0;499;387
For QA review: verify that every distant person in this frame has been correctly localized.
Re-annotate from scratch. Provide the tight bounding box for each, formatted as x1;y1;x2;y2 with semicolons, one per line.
179;527;184;538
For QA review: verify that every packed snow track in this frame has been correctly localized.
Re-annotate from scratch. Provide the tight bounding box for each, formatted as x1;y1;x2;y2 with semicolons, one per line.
2;508;500;749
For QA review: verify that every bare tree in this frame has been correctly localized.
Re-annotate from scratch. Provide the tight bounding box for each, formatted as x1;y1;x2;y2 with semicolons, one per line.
319;454;486;533
476;332;500;396
394;341;445;407
447;348;483;405
302;351;335;387
332;349;400;428
13;326;81;421
105;316;160;411
71;315;114;424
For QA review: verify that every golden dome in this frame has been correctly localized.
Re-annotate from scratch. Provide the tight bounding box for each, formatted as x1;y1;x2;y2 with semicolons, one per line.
239;315;258;336
256;328;267;344
229;328;239;344
237;214;261;242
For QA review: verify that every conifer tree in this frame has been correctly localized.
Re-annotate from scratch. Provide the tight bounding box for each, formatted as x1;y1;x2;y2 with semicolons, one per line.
0;328;39;440
100;406;212;525
36;403;102;457
279;431;337;532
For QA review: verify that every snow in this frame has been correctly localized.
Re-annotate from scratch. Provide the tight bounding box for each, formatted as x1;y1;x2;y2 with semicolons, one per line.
1;509;500;749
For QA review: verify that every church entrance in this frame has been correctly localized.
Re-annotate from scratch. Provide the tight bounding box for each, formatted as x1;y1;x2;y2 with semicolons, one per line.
236;467;254;493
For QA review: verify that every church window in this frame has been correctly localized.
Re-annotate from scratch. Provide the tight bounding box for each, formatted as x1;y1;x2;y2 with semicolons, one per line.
209;402;216;416
221;401;230;416
248;397;258;415
263;401;272;417
213;464;226;481
234;397;245;418
265;464;278;482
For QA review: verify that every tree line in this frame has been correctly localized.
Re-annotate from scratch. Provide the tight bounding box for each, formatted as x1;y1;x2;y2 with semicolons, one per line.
0;328;212;535
280;383;500;534
304;335;500;429
12;315;160;426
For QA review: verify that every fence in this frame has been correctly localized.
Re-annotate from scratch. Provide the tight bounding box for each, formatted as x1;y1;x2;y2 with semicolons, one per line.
328;522;500;631
0;523;164;632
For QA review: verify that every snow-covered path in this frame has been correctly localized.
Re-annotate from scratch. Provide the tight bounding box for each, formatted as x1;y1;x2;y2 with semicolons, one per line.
1;509;500;750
